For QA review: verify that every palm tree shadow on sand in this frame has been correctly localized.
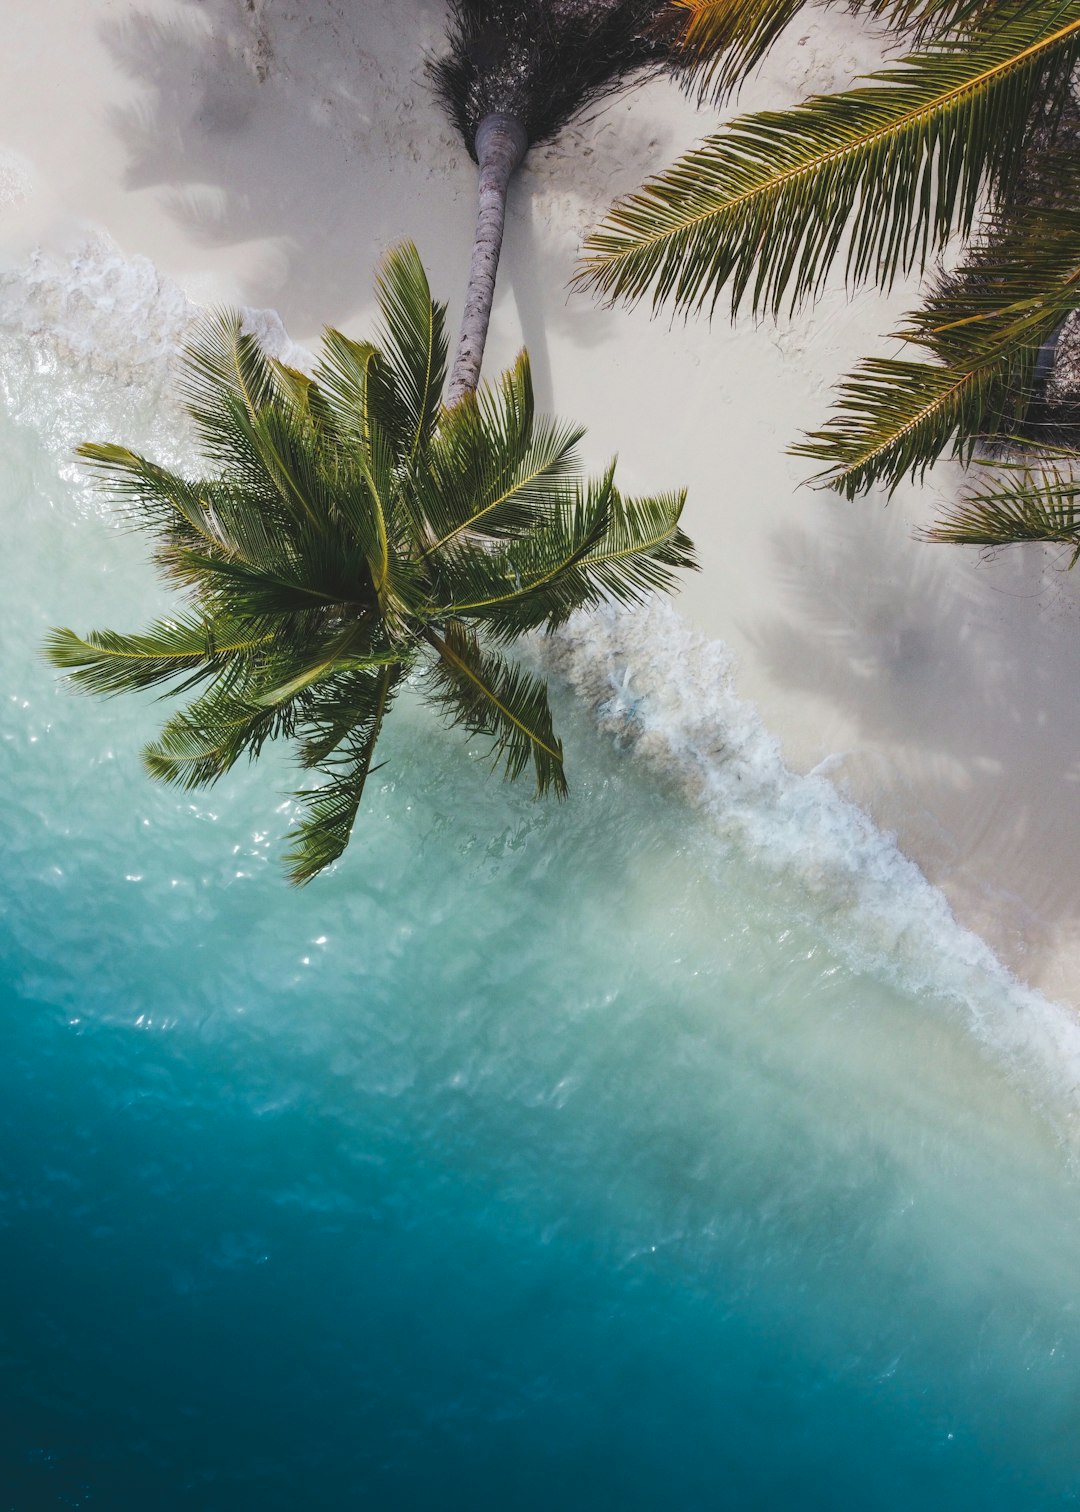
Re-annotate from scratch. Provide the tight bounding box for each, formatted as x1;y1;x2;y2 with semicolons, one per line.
747;498;1080;965
96;0;669;357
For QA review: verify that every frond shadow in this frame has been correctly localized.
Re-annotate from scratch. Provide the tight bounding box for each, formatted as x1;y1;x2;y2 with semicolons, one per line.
97;0;684;355
747;493;1080;961
99;0;470;334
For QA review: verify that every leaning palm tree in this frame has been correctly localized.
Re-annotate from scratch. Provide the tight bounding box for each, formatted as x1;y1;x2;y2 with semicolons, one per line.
430;0;690;404
46;245;695;883
579;0;1080;553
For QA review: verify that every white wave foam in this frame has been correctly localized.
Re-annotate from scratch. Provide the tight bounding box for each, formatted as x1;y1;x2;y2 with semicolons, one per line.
0;233;306;494
0;149;34;210
543;601;1080;1117
5;236;1080;1115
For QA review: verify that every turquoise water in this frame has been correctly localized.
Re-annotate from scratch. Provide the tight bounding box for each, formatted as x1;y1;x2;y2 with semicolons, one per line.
6;251;1080;1508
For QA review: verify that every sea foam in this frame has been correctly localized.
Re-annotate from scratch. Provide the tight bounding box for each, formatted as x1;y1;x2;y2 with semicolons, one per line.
542;604;1080;1115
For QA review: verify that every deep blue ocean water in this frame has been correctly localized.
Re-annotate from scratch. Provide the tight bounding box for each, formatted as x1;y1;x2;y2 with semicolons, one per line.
5;254;1080;1509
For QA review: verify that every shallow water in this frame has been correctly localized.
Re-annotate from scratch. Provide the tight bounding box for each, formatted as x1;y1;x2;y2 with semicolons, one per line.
5;250;1080;1509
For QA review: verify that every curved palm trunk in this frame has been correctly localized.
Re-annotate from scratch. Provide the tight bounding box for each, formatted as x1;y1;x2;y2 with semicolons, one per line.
446;112;529;407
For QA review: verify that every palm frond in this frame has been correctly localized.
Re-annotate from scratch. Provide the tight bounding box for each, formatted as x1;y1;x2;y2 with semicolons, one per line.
430;467;614;636
672;0;994;104
850;0;1007;34
475;346;537;455
76;445;328;607
922;459;1080;558
419;352;583;552
371;243;449;463
268;360;330;431
312;329;381;452
794;357;1002;495
579;484;697;601
432;472;696;633
796;189;1080;494
294;660;415;769
310;328;413;608
85;437;317;576
284;665;400;884
672;0;811;102
179;308;277;436
143;686;291;791
231;401;331;531
424;622;567;796
42;616;271;697
76;444;230;556
166;386;311;535
159;545;366;623
251;630;405;710
578;3;1080;318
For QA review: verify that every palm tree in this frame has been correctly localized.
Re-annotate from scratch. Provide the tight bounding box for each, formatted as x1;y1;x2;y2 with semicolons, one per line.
45;245;695;883
578;0;1080;555
430;0;690;404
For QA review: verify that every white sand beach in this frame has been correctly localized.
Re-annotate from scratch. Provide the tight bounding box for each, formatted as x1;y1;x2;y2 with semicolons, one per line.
4;0;1078;1004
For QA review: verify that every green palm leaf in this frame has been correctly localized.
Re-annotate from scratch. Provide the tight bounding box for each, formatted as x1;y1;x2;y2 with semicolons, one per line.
424;623;567;797
852;0;1004;31
310;329;414;613
312;328;382;451
794;357;1002;496
75;444;234;557
43;616;272;697
795;197;1080;494
922;459;1080;560
421;413;584;552
267;359;333;432
580;485;697;602
294;660;415;769
230;401;334;531
429;468;614;636
285;665;401;885
252;635;405;709
75;445;320;582
143;686;291;790
579;2;1080;318
180;309;278;434
161;545;366;622
370;242;449;462
673;0;812;102
432;472;697;635
418;352;583;552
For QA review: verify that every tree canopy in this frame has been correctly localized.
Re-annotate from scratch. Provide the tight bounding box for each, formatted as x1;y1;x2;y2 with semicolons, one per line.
47;245;695;882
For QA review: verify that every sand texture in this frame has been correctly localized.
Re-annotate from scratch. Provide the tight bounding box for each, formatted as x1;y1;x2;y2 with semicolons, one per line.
3;0;1078;1003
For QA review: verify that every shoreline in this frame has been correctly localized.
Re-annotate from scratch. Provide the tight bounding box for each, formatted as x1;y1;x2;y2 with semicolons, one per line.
3;0;1078;1006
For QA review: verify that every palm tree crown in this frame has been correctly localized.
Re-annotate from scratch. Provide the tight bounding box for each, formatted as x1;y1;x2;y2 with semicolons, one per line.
430;0;684;158
46;245;695;883
431;0;695;405
579;0;1080;554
